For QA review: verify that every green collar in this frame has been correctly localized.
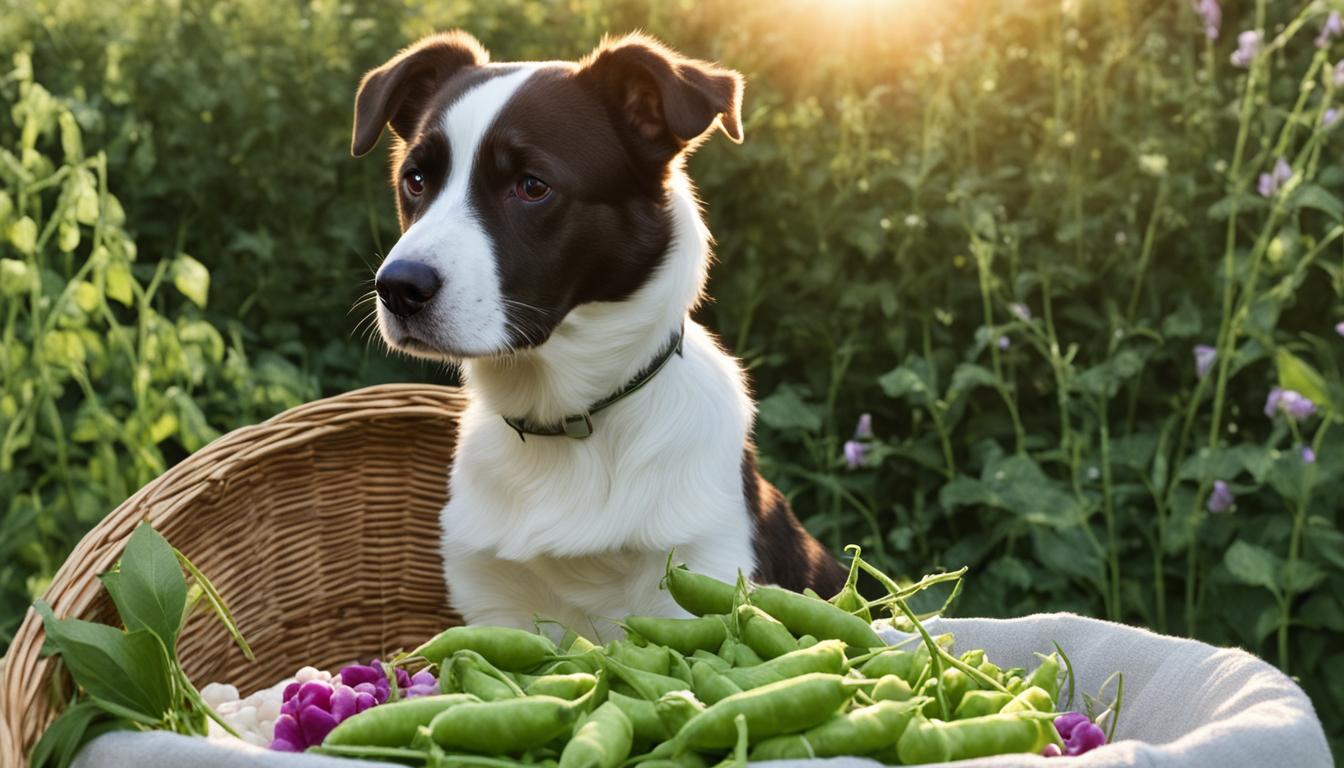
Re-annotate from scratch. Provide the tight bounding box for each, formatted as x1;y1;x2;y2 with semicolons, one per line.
502;323;685;440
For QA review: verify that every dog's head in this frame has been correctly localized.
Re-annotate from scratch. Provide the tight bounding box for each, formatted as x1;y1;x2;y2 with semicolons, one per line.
353;31;743;360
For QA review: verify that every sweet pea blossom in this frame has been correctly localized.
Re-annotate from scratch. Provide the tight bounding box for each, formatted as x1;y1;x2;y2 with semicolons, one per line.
1318;11;1342;48
1208;480;1235;513
270;661;430;751
1046;712;1107;757
1194;0;1221;40
1231;30;1262;67
1302;446;1316;464
1193;345;1217;379
1265;387;1316;422
1257;158;1293;198
843;440;868;469
854;413;874;439
997;335;1011;351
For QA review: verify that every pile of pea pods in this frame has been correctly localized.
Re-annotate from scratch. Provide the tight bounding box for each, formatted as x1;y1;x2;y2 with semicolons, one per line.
312;552;1071;767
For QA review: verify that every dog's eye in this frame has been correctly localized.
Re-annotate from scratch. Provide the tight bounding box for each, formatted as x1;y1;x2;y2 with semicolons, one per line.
515;175;551;202
404;169;425;197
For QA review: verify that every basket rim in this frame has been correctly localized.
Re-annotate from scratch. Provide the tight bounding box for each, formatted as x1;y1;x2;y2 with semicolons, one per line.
0;382;467;766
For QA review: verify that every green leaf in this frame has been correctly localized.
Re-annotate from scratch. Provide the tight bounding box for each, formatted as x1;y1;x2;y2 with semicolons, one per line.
948;363;997;399
1290;184;1344;221
35;600;175;720
1223;542;1282;597
1160;296;1201;339
172;253;210;308
1073;350;1145;397
114;524;187;654
29;700;104;768
879;358;937;406
756;385;822;433
1281;560;1326;594
1274;349;1331;414
105;259;134;306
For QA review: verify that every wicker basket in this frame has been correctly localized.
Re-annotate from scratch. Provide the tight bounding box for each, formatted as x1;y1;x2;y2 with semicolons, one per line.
0;384;468;766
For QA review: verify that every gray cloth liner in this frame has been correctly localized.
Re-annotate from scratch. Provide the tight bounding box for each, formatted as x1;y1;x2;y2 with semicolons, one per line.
71;613;1332;767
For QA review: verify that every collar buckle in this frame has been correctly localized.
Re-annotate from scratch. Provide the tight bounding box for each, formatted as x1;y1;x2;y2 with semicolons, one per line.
562;413;594;439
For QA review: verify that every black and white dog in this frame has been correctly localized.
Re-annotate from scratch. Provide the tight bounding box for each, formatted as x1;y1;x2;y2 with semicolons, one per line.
353;31;844;637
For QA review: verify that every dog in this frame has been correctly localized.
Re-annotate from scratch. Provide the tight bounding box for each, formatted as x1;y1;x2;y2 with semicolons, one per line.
352;30;845;639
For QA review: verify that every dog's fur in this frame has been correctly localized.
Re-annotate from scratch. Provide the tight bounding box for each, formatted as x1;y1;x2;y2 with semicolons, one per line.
353;31;844;638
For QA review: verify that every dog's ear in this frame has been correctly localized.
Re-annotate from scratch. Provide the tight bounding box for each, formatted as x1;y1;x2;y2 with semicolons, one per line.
352;31;489;157
579;34;743;166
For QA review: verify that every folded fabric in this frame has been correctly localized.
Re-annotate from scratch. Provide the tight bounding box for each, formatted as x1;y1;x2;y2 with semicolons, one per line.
71;613;1331;768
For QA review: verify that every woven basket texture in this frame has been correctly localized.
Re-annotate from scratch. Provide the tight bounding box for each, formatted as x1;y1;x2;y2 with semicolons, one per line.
0;384;467;765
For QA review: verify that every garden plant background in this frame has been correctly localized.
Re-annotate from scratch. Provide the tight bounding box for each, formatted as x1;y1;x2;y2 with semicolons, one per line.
2;0;1342;757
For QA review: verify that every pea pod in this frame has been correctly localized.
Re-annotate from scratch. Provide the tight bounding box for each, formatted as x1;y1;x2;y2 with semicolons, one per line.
637;753;708;768
748;699;925;760
606;641;671;676
323;694;478;747
954;690;1014;719
748;586;882;649
558;701;633;768
717;637;763;668
1026;654;1061;701
624;615;728;655
925;667;974;719
859;649;916;682
735;604;796;660
690;649;730;672
667;651;693;685
796;635;818;649
524;673;598;700
654;690;706;736
1001;685;1055;714
412;626;558;671
446;652;525;702
870;674;913;703
604;657;690;700
896;713;1052;763
828;548;872;623
429;695;587;753
721;639;847;691
663;562;736;617
608;691;670;743
690;659;742;705
674;673;862;750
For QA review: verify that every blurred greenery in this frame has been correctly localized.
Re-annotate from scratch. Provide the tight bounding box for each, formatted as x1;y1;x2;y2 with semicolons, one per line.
2;0;1343;756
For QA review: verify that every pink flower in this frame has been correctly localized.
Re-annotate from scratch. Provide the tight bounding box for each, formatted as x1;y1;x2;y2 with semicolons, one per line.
1317;11;1342;48
1231;30;1262;67
1052;712;1107;756
1194;0;1221;40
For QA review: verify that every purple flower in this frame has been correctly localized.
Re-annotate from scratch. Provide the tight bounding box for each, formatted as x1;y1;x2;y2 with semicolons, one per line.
1053;712;1107;756
270;661;418;751
997;335;1011;351
406;669;439;698
1194;0;1221;40
854;413;873;439
1325;109;1341;129
1193;345;1217;379
1335;321;1344;336
1257;158;1293;198
1302;446;1316;464
1266;387;1317;422
843;440;867;469
1231;30;1262;67
1010;302;1032;321
1318;11;1342;48
1208;480;1235;513
1335;61;1344;87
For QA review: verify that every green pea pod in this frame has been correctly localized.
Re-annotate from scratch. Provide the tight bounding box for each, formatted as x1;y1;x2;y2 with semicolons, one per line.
859;649;915;681
654;690;706;736
323;694;478;747
690;650;730;672
1025;654;1061;701
954;690;1014;719
429;695;587;753
748;586;882;649
637;754;708;768
978;660;1003;683
870;674;913;703
412;626;558;671
525;673;598;700
721;639;847;691
896;713;1052;763
1001;685;1055;714
735;604;796;660
604;657;690;700
796;635;818;649
667;651;694;685
568;634;601;655
608;691;670;743
690;659;743;705
937;667;974;718
828;550;872;624
606;641;671;676
664;563;735;617
1005;675;1025;695
748;698;925;760
624;615;728;655
674;673;863;750
717;637;763;668
959;649;986;667
457;664;519;701
558;701;633;768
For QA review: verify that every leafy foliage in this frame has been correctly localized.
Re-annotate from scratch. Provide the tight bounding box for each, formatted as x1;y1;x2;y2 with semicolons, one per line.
2;0;1343;757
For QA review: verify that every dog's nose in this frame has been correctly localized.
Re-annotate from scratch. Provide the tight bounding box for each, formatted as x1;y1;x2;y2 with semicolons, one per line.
375;261;441;318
